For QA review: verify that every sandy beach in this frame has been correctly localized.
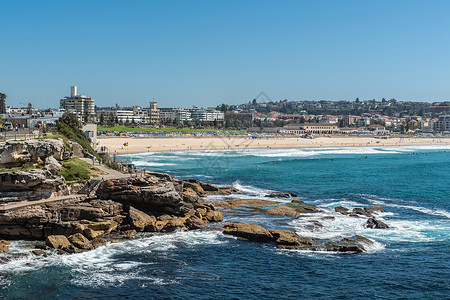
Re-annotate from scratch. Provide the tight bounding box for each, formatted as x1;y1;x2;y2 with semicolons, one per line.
97;136;450;154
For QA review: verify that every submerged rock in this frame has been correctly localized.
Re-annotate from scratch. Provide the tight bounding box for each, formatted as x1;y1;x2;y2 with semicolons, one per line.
266;192;298;198
366;217;389;229
364;206;385;215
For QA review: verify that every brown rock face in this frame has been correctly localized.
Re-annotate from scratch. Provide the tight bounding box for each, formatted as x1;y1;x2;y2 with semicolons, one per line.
223;222;274;242
68;233;92;249
46;235;72;250
128;207;156;231
269;229;303;249
266;205;301;217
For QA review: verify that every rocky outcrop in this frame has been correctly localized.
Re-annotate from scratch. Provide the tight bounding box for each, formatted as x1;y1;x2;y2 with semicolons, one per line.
366;217;389;229
364;206;385;214
223;222;374;253
66;141;85;158
0;173;225;241
0;139;69;167
212;199;276;209
223;222;274;242
0;169;69;202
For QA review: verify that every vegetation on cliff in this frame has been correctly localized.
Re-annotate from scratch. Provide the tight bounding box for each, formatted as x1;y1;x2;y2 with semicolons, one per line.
57;113;98;158
60;158;103;183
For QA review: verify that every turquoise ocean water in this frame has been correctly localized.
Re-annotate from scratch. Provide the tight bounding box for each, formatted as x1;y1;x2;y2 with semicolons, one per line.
1;145;449;299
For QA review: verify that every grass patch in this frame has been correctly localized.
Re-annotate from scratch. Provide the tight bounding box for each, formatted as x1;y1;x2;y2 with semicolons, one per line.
0;163;42;173
60;158;101;183
98;125;247;133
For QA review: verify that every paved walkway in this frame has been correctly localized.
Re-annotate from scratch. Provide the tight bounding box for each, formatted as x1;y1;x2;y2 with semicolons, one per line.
0;194;87;213
80;158;126;179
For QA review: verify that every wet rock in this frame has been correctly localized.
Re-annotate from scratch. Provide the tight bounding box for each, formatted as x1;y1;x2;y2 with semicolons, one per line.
185;217;208;229
322;216;335;220
204;210;224;222
364;206;385;215
334;206;349;215
128;206;156;231
32;249;46;256
83;228;104;240
266;192;298;198
325;235;373;253
352;207;369;216
223;222;274;242
365;217;389;229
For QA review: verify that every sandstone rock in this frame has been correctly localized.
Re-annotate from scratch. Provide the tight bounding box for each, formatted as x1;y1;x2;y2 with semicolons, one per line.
46;235;72;250
213;199;277;209
334;206;349;214
66;141;85;158
128;206;156;231
0;240;10;253
269;229;303;249
223;222;274;242
45;156;62;172
68;233;91;249
266;205;301;217
83;228;104;240
204;210;223;222
0;139;69;166
185;217;208;229
365;217;389;229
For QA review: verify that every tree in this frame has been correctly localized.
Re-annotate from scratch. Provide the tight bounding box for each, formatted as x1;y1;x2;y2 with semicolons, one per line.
252;99;257;105
355;97;360;103
0;93;6;114
99;113;105;125
27;102;33;115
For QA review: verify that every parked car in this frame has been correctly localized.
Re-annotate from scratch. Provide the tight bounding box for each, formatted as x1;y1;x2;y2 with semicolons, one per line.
3;122;13;131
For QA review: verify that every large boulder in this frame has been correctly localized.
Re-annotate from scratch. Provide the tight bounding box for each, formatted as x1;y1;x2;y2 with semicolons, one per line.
45;156;62;172
68;233;92;249
46;235;72;250
334;206;349;215
223;222;274;242
128;206;156;231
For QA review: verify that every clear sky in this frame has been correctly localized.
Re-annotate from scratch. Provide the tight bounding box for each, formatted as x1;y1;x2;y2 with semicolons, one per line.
1;0;450;108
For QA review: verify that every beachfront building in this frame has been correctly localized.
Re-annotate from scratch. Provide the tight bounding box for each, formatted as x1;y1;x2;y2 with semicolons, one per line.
189;108;224;123
147;101;160;124
60;86;95;122
435;115;450;132
280;123;340;135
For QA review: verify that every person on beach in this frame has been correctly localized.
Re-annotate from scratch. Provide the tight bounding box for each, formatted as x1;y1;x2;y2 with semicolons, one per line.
92;156;96;165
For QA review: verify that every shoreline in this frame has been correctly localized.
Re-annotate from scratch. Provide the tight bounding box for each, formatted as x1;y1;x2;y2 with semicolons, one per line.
97;136;450;155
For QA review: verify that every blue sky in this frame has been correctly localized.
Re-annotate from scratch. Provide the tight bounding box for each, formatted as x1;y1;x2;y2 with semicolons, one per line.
1;0;450;108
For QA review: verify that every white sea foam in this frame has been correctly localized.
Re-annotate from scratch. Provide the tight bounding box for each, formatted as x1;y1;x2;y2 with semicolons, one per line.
0;230;227;287
290;207;449;244
132;161;176;167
